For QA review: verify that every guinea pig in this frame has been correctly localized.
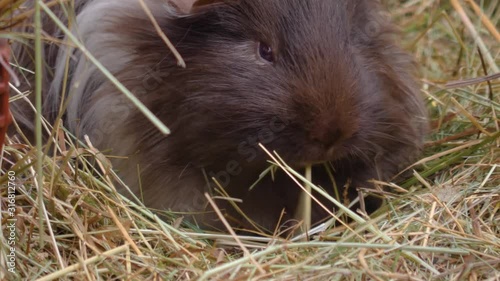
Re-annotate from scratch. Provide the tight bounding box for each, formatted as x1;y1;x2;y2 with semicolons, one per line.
12;0;428;233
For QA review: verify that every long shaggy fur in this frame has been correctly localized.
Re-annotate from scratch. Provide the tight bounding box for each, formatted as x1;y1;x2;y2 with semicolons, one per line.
12;0;428;233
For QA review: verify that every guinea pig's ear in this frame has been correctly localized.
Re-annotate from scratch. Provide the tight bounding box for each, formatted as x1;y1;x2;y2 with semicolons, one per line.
192;0;226;7
170;0;227;13
169;0;197;13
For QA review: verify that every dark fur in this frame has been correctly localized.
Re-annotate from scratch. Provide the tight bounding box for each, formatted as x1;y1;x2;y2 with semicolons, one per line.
12;0;427;233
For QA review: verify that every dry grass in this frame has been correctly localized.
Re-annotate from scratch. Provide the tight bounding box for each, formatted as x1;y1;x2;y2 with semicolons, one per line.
1;0;499;280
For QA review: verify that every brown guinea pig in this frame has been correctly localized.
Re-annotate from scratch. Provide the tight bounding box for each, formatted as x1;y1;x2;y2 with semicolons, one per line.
12;0;427;233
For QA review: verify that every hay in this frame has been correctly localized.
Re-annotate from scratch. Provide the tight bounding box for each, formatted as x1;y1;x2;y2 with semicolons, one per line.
1;0;499;280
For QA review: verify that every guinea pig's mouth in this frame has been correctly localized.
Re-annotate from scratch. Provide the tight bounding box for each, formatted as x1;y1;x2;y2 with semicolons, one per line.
293;160;331;169
289;145;351;168
288;158;340;173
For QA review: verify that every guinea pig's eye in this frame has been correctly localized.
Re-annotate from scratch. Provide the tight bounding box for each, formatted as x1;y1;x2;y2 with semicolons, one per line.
258;42;274;62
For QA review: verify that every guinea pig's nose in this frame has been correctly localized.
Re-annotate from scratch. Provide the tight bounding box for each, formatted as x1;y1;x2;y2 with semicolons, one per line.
310;125;344;149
